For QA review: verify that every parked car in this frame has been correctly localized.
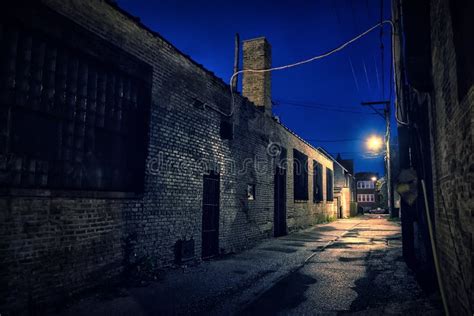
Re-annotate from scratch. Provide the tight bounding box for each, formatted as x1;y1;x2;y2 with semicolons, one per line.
368;207;386;214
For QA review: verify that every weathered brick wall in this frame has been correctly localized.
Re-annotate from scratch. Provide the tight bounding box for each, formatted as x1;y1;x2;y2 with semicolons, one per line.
242;38;272;114
430;0;474;314
341;187;351;218
0;0;335;313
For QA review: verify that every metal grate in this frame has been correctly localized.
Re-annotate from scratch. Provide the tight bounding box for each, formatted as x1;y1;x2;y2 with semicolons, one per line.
0;14;151;192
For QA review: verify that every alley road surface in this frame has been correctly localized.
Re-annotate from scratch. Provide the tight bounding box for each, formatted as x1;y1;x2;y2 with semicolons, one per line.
59;215;441;315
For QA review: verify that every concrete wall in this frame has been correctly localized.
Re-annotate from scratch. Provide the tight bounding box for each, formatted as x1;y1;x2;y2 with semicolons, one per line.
0;0;335;313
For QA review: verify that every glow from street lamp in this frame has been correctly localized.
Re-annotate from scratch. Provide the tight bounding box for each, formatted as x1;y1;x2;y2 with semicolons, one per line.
371;176;377;182
366;135;383;152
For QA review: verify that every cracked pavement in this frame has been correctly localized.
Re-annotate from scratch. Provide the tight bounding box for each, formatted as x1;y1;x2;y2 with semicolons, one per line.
57;215;442;315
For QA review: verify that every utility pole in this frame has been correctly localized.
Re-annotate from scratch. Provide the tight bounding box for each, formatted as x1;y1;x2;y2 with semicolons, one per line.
231;33;240;92
361;100;395;217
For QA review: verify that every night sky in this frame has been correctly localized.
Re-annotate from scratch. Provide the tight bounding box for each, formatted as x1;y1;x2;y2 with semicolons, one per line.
117;0;395;175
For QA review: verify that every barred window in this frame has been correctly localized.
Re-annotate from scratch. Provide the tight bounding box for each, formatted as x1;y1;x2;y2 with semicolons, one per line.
0;8;151;192
293;149;308;200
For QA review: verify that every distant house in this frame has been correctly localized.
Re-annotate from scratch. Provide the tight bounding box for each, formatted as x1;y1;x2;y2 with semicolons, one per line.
355;172;379;213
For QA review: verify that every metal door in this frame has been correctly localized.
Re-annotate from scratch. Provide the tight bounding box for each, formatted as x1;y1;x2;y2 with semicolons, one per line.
202;171;220;258
274;166;287;237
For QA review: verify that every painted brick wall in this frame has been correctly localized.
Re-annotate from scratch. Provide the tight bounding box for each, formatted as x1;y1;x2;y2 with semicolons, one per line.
430;0;474;314
0;0;335;313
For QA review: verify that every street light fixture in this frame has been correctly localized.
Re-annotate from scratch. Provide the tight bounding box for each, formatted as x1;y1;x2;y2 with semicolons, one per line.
371;176;377;182
366;135;383;152
361;101;395;218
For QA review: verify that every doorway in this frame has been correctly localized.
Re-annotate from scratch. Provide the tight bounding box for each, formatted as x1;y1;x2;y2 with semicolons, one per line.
202;171;220;258
274;166;287;237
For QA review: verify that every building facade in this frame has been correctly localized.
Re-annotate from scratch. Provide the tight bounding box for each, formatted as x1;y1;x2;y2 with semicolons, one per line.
393;0;474;314
318;149;356;218
0;0;336;313
355;172;378;212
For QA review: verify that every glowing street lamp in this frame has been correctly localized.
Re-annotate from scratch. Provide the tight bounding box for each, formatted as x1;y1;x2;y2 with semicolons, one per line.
371;176;377;182
366;135;383;152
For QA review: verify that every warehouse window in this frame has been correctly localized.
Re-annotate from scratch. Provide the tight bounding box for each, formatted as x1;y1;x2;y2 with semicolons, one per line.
293;149;308;200
326;168;334;201
0;11;151;192
313;160;323;202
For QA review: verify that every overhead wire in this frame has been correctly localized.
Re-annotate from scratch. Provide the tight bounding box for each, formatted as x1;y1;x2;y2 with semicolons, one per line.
274;101;377;115
374;54;381;91
225;19;409;126
305;138;362;142
275;98;367;110
349;56;361;93
363;59;372;91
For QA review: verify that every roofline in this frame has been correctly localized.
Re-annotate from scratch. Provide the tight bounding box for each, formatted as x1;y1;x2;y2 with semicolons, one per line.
103;1;332;167
104;0;232;91
274;122;332;167
316;147;352;175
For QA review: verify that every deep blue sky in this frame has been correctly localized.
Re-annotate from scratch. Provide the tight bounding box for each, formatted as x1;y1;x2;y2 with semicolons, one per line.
117;0;395;175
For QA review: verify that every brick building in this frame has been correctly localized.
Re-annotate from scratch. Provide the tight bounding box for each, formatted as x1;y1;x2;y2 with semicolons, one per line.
318;149;356;218
393;0;474;314
0;0;337;313
355;172;378;213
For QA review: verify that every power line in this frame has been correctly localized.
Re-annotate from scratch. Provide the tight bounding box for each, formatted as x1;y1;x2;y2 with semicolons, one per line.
275;98;363;110
374;54;381;91
227;20;397;119
273;100;377;115
363;59;372;91
349;56;360;93
306;138;362;142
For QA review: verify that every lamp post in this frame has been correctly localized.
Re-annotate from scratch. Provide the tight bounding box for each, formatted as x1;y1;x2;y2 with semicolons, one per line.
365;133;393;216
366;135;383;152
362;100;395;217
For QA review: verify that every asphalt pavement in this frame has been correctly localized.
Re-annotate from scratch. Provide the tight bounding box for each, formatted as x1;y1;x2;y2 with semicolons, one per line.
57;215;442;316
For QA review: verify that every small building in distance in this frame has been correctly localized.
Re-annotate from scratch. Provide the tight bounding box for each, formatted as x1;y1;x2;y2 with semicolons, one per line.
318;149;356;218
355;172;379;213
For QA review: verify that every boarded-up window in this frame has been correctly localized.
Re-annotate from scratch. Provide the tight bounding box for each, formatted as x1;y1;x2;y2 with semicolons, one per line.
293;149;308;200
313;160;323;202
0;5;151;192
326;168;334;201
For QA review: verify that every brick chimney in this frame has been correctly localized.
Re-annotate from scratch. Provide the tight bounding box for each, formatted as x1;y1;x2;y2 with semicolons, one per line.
242;37;272;115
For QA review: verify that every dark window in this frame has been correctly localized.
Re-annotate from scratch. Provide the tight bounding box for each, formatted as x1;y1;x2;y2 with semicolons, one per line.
220;120;233;140
293;149;308;200
0;8;151;192
326;168;334;201
313;160;323;202
450;0;474;101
